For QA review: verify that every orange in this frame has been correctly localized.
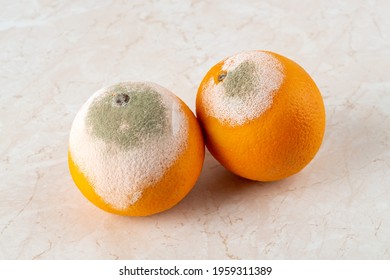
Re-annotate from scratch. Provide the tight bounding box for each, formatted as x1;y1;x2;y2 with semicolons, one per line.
68;82;204;216
196;50;325;181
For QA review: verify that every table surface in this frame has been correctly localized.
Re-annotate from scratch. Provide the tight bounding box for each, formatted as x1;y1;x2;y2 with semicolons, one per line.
1;0;389;260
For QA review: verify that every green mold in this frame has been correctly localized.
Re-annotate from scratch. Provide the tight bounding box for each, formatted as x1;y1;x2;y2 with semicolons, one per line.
86;83;168;149
222;60;258;98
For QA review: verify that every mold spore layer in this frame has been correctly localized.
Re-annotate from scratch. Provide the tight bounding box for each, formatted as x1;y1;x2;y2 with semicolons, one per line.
69;82;188;210
202;51;285;126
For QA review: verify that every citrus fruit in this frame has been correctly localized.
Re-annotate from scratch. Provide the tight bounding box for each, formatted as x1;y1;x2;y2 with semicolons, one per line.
196;50;325;181
68;81;204;216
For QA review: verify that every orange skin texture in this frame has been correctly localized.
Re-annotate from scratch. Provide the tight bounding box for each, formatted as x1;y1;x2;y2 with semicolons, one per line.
196;51;326;181
68;100;205;216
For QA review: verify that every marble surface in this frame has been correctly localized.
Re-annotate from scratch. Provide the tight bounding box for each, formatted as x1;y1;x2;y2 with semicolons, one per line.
1;0;390;260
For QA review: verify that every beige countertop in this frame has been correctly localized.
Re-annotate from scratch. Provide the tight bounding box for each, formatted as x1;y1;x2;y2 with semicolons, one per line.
1;0;389;259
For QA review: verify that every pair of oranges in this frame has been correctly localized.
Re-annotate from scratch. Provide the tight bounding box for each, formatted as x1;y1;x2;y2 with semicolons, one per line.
68;50;326;216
